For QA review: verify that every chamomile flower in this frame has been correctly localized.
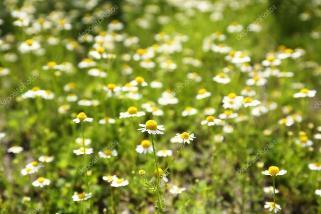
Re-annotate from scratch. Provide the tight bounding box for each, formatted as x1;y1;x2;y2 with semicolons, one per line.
32;177;51;188
111;177;129;187
21;161;42;176
293;88;316;98
103;83;121;97
308;163;321;171
136;140;153;154
264;202;281;213
182;107;198;117
155;167;168;183
158;91;179;105
196;88;211;100
263;186;279;195
98;117;116;125
119;106;145;118
19;39;41;53
296;132;313;147
222;93;243;110
78;58;96;68
22;87;55;100
262;54;281;67
0;132;5;141
72;112;93;123
262;166;287;176
0;67;10;76
138;120;164;135
89;46;108;59
201;115;224;126
38;155;54;163
315;189;321;196
243;97;260;107
72;192;92;202
213;72;231;84
169;185;186;195
157;150;173;157
171;132;196;144
131;76;148;87
73;147;94;155
8;146;23;154
99;149;118;158
219;110;238;119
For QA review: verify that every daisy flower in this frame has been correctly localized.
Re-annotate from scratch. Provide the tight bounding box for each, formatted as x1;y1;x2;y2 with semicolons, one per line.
157;150;173;157
263;186;279;195
38;155;54;163
264;202;281;213
182;107;198;117
293;88;316;98
155;167;168;183
131;76;148;87
72;192;92;202
111;177;129;187
171;132;196;144
222;93;243;110
103;83;121;97
158;91;179;105
99;149;118;159
138;120;165;135
75;138;91;146
219;110;238;119
32;177;51;188
201;115;224;126
196;88;211;100
8;146;23;154
315;189;321;196
136;140;153;154
119;106;145;118
308;163;321;171
73;147;94;155
243;97;260;107
262;166;287;176
21;161;42;176
213;72;231;84
169;185;186;195
72;112;93;123
98;117;116;125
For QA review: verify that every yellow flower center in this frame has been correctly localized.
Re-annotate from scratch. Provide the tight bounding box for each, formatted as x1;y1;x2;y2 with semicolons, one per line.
37;177;45;183
47;61;57;68
31;161;38;166
26;39;33;46
300;135;308;143
300;88;309;94
135;76;144;84
127;106;138;114
78;192;85;199
77;112;87;121
206;116;215;122
107;83;116;91
104;149;112;156
180;132;190;140
141;140;151;148
228;93;236;99
198;88;207;94
137;49;147;55
145;120;158;130
244;97;253;103
116;178;124;184
267;55;275;61
97;47;105;54
225;110;233;116
32;87;40;91
268;166;280;176
155;167;164;177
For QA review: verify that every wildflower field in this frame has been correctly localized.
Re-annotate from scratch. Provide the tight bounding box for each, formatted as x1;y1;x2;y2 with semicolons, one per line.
1;0;321;213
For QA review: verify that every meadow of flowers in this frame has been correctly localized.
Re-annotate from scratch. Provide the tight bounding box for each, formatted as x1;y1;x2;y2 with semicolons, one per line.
1;0;321;213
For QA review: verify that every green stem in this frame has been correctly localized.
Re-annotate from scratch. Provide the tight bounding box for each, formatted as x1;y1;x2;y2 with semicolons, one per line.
272;176;276;212
151;135;163;213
